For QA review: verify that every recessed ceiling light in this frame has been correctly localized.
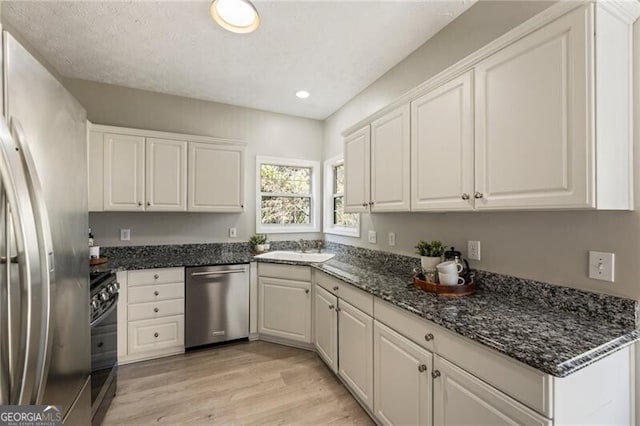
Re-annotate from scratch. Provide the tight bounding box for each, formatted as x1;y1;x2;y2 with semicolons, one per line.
296;90;310;99
210;0;260;34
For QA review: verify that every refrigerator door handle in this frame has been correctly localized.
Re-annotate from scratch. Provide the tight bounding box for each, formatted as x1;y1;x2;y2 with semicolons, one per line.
0;188;10;404
10;118;55;404
0;117;47;405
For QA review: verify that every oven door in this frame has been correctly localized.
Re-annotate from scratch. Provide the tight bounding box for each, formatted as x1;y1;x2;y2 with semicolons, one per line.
90;294;118;416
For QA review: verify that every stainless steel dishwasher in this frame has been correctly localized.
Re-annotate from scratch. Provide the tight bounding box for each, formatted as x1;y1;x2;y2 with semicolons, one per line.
185;264;249;348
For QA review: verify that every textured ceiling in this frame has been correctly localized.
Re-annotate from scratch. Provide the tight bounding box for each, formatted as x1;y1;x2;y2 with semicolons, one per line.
3;1;474;120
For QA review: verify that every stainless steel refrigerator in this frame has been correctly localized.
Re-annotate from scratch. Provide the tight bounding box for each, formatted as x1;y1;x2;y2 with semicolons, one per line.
0;30;91;425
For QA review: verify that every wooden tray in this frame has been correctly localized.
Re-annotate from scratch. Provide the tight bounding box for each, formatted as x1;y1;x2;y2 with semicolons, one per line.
90;256;108;266
413;273;476;297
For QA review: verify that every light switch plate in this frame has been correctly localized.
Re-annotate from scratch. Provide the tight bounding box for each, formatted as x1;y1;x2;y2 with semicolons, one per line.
229;227;237;238
588;251;615;282
388;232;396;246
120;229;130;241
368;230;377;244
467;240;481;260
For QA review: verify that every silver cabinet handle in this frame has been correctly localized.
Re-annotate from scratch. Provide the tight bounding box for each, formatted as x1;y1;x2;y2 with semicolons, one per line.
424;333;434;342
154;307;159;313
305;289;309;294
418;364;427;373
333;286;339;291
138;201;142;206
190;270;244;277
146;201;151;207
362;203;367;207
461;193;470;200
329;304;335;310
369;201;374;206
154;291;159;296
474;192;484;199
432;370;441;379
336;307;341;312
154;332;159;338
154;274;159;279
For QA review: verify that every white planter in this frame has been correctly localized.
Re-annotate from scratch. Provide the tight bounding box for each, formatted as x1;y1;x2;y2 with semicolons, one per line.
256;244;266;252
420;256;441;272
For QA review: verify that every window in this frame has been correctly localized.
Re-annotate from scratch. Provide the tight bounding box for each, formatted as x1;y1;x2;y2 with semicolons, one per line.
256;156;320;233
324;155;360;237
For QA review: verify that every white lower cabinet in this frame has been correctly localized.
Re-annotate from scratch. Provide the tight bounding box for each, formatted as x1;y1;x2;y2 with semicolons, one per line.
258;277;311;343
374;321;433;426
314;285;338;373
338;300;374;410
433;356;550;426
117;267;185;364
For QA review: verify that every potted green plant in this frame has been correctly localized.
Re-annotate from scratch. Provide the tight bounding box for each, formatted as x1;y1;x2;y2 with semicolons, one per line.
415;240;445;271
249;234;267;253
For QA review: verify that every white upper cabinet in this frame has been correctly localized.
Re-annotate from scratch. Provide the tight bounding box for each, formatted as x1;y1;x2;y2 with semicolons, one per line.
146;138;187;211
370;104;411;212
344;125;371;213
188;142;245;212
88;124;246;213
103;133;145;211
342;3;636;212
474;6;591;210
411;72;473;211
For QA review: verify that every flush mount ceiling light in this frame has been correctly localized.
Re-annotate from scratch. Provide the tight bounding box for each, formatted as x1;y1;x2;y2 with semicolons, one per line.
296;90;310;99
210;0;260;34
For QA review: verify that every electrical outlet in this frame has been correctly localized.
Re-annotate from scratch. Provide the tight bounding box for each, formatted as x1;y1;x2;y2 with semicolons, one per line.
589;251;615;282
388;232;396;247
467;240;481;260
120;229;130;241
229;227;237;238
368;230;377;244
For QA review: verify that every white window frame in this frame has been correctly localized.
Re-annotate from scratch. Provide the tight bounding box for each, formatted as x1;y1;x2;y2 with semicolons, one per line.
323;155;360;237
256;156;321;234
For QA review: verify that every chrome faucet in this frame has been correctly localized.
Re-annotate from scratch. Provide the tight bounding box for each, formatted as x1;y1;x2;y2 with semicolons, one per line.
297;239;307;253
316;240;324;253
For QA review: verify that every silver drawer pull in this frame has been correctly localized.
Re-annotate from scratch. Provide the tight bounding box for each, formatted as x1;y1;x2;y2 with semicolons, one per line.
305;289;309;294
154;332;159;338
154;307;159;313
432;370;441;379
333;286;339;291
191;270;244;277
154;274;159;279
329;304;335;310
424;333;434;342
154;291;159;296
418;364;427;373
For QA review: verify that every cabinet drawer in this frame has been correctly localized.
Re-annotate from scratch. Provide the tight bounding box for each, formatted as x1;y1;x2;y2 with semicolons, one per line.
128;299;184;321
258;263;311;282
128;315;184;355
128;282;184;304
315;271;373;316
374;298;552;417
128;268;184;286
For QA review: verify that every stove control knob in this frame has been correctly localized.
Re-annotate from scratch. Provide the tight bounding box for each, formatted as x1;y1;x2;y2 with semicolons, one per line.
108;284;118;295
91;297;99;311
100;290;109;302
114;281;120;291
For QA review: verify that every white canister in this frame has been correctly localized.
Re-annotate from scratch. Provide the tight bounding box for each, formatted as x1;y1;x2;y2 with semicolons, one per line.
89;246;100;259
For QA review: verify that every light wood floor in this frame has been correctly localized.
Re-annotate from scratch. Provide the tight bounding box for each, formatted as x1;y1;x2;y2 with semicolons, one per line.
104;341;374;425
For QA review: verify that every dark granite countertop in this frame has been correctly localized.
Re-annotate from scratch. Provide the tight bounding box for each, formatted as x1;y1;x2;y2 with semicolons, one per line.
90;243;252;275
307;258;639;378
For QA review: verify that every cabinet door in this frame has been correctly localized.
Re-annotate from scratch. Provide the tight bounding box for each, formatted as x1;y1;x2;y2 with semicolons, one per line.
474;7;592;210
370;104;411;212
411;72;474;211
146;138;187;211
103;133;145;211
314;284;338;373
344;126;370;213
374;321;432;426
338;299;373;410
433;356;550;426
258;277;311;343
88;129;104;212
188;142;245;212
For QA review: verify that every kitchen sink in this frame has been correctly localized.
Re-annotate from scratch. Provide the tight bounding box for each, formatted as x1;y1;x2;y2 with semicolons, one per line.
254;251;335;263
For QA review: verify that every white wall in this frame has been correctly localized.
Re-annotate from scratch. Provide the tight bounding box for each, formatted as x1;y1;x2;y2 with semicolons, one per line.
323;1;640;301
65;79;324;247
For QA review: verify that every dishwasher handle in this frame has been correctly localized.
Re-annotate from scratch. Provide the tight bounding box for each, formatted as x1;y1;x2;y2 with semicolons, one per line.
190;269;245;277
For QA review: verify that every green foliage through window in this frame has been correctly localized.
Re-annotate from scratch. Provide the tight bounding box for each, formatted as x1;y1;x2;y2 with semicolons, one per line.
260;164;312;225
